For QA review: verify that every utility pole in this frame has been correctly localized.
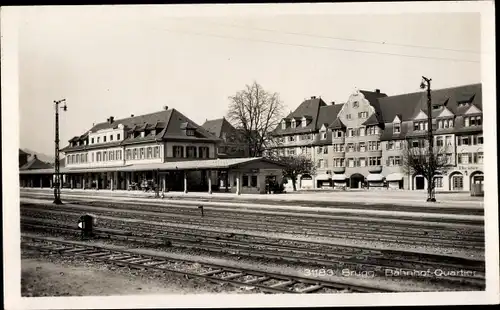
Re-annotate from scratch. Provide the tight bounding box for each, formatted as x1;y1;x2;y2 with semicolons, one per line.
53;99;67;205
420;77;436;202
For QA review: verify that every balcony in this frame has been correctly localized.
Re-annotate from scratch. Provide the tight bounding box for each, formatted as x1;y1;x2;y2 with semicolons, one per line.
368;166;383;173
332;136;345;144
332;167;346;173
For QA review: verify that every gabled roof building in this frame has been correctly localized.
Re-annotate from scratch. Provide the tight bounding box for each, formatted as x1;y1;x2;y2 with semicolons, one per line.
270;84;483;192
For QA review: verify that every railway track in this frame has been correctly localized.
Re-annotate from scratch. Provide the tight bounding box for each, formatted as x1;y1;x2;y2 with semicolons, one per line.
21;204;485;250
20;192;484;215
21;235;391;294
21;217;486;288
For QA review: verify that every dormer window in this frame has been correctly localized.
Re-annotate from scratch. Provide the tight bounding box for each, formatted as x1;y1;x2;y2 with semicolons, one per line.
141;132;145;138
186;129;195;136
393;123;401;134
281;120;287;130
291;121;296;128
465;115;482;127
302;118;307;127
117;134;121;140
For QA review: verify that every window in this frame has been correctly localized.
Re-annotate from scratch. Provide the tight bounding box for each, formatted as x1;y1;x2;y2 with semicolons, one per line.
199;146;209;158
445;136;452;146
347;143;355;152
186;146;197;158
287;149;296;156
321;132;327;140
110;135;113;141
138;148;144;159
478;135;483;144
412;140;420;148
346;114;351;120
478;152;484;164
446;153;452;164
323;147;328;154
91;138;94;144
435;177;443;188
317;159;324;168
461;153;469;164
126;150;131;160
103;151;108;161
436;137;444;147
359;142;366;152
335;130;343;138
186;129;195;136
117;134;121;140
347;128;354;137
133;149;138;159
302;119;307;127
291;121;296;128
109;151;114;161
359;127;366;136
347;158;355;167
462;136;470;145
358;112;368;118
289;136;295;142
173;146;184;158
387;141;394;150
393;123;401;134
353;101;359;108
394;156;401;166
251;175;258;187
465;117;470;127
281;121;286;130
97;152;101;162
414;122;419;131
317;147;322;154
359;158;366;167
91;153;94;162
242;175;249;187
97;137;100;143
103;136;107;142
477;116;482;126
146;147;152;159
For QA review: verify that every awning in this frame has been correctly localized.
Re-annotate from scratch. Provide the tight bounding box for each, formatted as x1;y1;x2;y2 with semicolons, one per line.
332;174;348;181
386;173;404;182
367;174;384;182
315;174;331;181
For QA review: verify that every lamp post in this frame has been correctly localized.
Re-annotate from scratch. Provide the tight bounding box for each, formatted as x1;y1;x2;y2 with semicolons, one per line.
53;99;67;205
420;77;436;202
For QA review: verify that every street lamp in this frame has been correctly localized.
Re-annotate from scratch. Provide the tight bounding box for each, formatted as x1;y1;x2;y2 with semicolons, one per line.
53;99;67;205
420;77;436;202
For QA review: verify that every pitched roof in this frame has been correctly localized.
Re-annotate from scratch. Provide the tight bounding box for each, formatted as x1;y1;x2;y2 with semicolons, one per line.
362;113;380;126
376;83;482;123
19;149;30;156
359;90;388;124
329;117;345;129
379;83;482;141
316;104;344;128
62;108;221;152
273;97;327;135
20;155;52;170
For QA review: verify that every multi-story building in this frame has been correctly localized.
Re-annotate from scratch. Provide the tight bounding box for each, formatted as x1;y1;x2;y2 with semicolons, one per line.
271;84;483;192
60;107;220;191
202;117;249;158
20;106;286;195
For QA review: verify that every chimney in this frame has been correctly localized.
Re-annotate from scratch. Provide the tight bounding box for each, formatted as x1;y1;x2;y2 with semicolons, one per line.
331;101;335;105
311;96;316;99
164;106;169;110
33;154;37;159
375;89;381;94
108;116;114;124
131;114;134;117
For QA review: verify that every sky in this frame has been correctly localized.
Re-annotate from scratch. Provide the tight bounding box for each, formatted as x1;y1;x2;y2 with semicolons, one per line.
17;5;481;156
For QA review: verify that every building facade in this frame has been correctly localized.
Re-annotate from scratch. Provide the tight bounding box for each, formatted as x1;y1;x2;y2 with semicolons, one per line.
20;107;285;195
270;84;483;192
201;117;249;158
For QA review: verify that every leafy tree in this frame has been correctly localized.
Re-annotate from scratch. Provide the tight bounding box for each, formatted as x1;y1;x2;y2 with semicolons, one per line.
267;154;316;191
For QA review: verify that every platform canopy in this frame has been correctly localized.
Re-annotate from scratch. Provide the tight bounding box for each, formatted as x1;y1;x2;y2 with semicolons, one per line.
367;174;385;182
332;174;348;181
386;173;404;182
19;157;286;175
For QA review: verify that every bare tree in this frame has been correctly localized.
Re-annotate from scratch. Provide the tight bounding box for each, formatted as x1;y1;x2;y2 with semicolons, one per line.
267;154;316;191
401;138;452;201
227;81;285;157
